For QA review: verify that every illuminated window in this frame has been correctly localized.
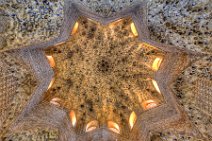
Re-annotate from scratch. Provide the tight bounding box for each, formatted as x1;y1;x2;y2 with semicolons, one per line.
152;57;163;71
86;120;98;132
108;121;120;134
112;19;123;24
46;55;55;68
152;79;161;93
70;110;77;127
71;22;79;35
55;42;65;46
47;77;55;90
50;97;61;106
142;99;158;110
109;19;123;29
129;111;137;130
131;22;138;37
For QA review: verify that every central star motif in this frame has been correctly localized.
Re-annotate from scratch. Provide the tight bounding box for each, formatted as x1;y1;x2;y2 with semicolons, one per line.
45;17;164;136
96;57;113;73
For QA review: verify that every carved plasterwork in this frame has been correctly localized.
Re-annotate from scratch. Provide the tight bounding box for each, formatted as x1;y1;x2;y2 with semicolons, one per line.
0;0;210;141
0;50;37;137
44;17;165;137
172;55;212;140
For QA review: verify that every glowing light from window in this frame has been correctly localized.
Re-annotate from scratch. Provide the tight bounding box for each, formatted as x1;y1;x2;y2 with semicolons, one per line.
109;19;123;29
142;99;158;110
70;110;77;127
47;77;55;90
131;22;138;37
46;55;55;68
108;121;120;134
87;18;98;23
129;111;137;129
50;97;60;106
86;120;98;132
112;19;123;24
55;42;65;46
71;22;79;35
87;126;96;132
146;102;157;109
152;80;161;93
152;57;163;71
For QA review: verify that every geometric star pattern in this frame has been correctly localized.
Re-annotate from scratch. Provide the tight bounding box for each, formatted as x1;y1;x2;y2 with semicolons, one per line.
0;1;209;141
44;17;165;137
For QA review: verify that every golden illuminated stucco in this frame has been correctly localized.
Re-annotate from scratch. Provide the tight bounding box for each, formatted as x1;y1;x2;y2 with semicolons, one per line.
44;17;164;135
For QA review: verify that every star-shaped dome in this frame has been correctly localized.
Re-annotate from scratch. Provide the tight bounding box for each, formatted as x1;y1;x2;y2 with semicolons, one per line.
44;17;164;136
0;1;210;141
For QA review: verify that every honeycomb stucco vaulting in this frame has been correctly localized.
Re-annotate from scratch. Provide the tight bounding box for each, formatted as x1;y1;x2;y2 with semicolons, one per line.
0;49;55;138
0;50;37;137
149;55;212;141
0;0;211;141
44;17;165;138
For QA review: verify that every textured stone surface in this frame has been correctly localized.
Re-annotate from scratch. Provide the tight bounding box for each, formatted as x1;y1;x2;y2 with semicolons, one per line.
150;127;205;141
0;50;37;137
73;0;144;17
77;128;129;141
173;55;212;140
147;0;212;54
2;127;59;141
0;0;64;51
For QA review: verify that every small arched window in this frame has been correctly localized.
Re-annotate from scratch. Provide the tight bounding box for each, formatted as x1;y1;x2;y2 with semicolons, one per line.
47;77;55;90
152;57;163;71
108;121;120;134
71;22;79;35
50;97;61;106
86;120;98;132
70;110;77;127
142;99;158;110
152;79;161;94
131;22;138;37
46;55;55;68
129;111;137;130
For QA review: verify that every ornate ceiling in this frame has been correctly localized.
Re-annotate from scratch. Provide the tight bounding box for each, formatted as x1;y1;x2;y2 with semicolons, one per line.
0;0;211;141
44;17;164;137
